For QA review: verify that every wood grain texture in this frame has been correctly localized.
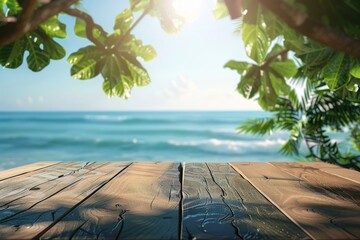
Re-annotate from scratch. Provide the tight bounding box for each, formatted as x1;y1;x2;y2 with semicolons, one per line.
0;162;59;181
231;162;360;239
273;162;360;207
40;162;181;240
0;162;92;201
0;162;130;239
300;162;360;184
182;162;308;240
0;162;90;202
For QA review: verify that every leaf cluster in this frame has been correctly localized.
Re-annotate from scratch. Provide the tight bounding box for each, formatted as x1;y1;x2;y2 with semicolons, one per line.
69;9;156;98
239;81;360;170
224;0;360;169
0;1;157;99
0;11;66;71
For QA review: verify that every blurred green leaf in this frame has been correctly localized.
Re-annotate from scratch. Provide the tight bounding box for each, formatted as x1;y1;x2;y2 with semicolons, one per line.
74;17;87;38
25;34;50;72
101;55;134;98
123;53;151;86
213;0;229;19
238;118;276;135
298;41;334;78
114;8;134;33
68;46;104;79
129;0;148;11
0;38;26;68
71;58;100;80
283;29;305;52
224;60;250;74
270;60;297;78
269;70;291;96
122;35;156;61
350;59;360;78
0;0;5;15
237;65;261;99
242;22;269;63
258;73;277;109
74;17;106;44
136;44;156;61
41;35;66;60
322;53;351;90
40;16;67;39
5;0;21;15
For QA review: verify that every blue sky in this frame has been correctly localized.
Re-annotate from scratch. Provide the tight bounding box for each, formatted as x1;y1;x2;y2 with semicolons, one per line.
0;0;261;111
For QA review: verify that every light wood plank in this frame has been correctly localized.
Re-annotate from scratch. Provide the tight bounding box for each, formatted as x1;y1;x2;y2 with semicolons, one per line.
273;162;360;208
182;162;309;240
0;162;93;200
40;162;181;240
0;162;59;181
0;162;129;239
231;162;360;239
300;162;360;184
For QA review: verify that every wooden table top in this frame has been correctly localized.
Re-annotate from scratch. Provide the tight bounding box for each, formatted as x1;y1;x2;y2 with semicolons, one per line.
0;161;359;239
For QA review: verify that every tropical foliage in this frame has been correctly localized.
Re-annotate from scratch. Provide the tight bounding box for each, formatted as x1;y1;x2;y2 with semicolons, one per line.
219;0;360;170
1;0;360;169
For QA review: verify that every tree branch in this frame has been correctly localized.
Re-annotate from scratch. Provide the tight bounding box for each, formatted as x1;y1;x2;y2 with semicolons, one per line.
0;0;37;46
260;48;289;69
63;8;107;48
115;0;154;49
18;0;38;24
0;0;78;47
257;0;360;58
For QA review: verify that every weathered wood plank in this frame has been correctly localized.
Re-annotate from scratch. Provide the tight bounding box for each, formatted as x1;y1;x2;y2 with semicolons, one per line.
231;162;360;239
273;162;360;207
0;162;93;200
183;162;309;240
300;162;360;184
40;162;181;240
0;162;59;181
0;162;130;239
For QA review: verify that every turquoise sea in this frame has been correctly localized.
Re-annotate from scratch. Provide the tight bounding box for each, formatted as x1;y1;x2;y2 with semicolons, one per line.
0;111;346;170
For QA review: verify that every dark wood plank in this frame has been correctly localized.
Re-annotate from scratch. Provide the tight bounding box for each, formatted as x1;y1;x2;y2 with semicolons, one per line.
300;162;360;184
231;162;360;239
39;162;181;240
0;162;59;181
182;162;309;240
0;162;129;239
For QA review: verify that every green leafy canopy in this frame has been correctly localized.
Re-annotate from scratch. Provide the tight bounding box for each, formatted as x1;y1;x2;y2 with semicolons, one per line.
223;0;360;169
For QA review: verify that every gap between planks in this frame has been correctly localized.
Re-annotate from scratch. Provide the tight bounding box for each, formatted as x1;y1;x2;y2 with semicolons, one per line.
0;162;132;239
300;162;360;184
2;162;359;239
178;162;185;240
33;162;133;239
231;162;360;239
229;162;315;240
0;162;61;182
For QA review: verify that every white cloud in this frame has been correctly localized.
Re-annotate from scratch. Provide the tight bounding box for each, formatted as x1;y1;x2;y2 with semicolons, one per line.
27;96;33;104
16;99;23;106
14;96;46;108
156;75;261;110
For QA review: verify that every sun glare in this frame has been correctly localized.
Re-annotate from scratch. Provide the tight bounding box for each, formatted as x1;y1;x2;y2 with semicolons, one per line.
172;0;202;22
